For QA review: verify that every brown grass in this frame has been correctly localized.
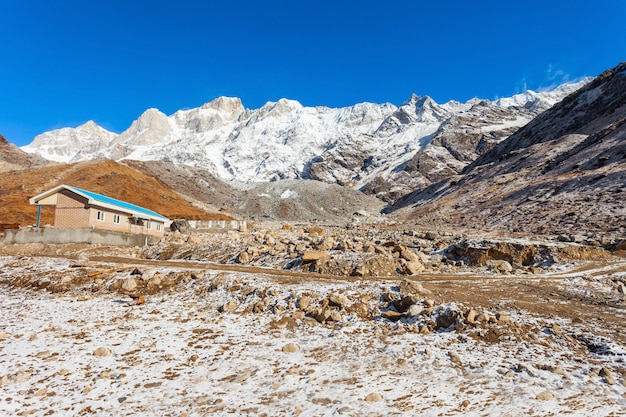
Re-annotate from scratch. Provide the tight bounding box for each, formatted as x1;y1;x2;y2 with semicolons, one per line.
0;159;233;226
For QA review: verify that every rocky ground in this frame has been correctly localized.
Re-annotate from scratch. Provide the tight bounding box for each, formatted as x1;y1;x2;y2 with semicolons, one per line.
1;224;626;416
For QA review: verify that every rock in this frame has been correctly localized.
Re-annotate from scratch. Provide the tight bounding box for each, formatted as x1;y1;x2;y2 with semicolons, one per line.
297;295;312;311
328;294;349;309
328;311;343;322
121;277;138;292
236;251;250;264
406;304;422;317
535;391;554;401
305;227;324;237
252;300;265;313
148;275;162;287
268;316;298;330
219;299;238;313
496;313;511;324
317;237;335;251
365;392;383;402
465;309;477;324
448;351;463;366
617;283;626;294
14;371;30;383
0;375;9;386
600;367;616;385
436;308;462;329
486;260;513;273
404;260;425;275
392;295;420;313
475;312;491;323
381;311;403;321
93;347;111;357
346;302;372;320
170;219;190;233
186;235;202;245
302;251;331;263
0;333;8;340
282;343;300;353
399;279;429;295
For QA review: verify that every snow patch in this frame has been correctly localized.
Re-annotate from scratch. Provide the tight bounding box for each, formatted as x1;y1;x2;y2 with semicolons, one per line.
280;189;298;199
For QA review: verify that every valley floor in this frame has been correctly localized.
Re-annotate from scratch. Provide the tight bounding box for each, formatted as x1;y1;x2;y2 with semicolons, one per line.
1;247;625;416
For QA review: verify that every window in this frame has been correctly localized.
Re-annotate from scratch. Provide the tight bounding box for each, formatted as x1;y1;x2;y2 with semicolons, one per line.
129;217;144;226
146;221;151;230
113;215;120;224
97;211;105;221
156;223;161;231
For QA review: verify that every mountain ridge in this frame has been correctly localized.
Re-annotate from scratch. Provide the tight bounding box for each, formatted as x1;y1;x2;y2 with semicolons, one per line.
20;81;588;201
388;62;626;238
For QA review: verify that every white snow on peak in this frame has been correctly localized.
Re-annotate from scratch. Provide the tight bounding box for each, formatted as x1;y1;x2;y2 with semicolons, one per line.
21;80;590;183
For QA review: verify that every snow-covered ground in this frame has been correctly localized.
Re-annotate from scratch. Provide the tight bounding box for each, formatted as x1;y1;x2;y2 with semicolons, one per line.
1;255;625;416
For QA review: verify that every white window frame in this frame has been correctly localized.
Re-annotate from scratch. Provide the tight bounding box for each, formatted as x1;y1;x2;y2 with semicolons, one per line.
97;211;105;221
156;223;161;231
146;221;151;230
113;214;120;224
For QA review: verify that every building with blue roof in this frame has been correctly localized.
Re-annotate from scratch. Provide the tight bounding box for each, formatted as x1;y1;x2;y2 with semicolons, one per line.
30;184;169;237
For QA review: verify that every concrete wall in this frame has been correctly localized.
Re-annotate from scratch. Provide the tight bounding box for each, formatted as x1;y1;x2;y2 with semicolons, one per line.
187;220;248;231
3;227;161;247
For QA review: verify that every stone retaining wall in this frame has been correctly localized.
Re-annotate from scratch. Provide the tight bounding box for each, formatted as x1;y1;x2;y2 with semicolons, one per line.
3;227;161;247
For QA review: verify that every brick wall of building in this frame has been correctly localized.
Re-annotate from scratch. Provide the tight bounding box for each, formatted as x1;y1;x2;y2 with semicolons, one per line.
54;191;90;228
52;189;165;237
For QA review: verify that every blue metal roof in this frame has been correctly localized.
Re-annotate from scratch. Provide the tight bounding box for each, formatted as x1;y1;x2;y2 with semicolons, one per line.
70;186;169;221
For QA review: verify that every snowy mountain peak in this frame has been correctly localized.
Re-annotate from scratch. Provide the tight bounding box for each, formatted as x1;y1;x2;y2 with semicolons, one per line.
21;79;590;188
200;96;245;113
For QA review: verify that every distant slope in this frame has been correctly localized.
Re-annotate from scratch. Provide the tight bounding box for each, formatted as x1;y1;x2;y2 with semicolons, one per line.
0;133;49;172
0;159;233;227
388;62;626;238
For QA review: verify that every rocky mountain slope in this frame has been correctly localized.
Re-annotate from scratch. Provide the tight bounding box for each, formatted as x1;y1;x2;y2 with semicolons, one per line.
0;133;48;173
124;161;385;224
21;83;587;201
389;62;626;239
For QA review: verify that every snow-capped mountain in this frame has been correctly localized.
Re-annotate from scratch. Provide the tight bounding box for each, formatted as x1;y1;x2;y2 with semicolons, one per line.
21;80;589;199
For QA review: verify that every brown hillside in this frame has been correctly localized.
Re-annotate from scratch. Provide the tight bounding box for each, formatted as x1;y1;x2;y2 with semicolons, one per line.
0;159;233;227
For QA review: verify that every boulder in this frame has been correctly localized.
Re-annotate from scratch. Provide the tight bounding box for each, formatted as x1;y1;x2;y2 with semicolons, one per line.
392;295;420;313
404;260;425;275
317;237;336;251
186;235;202;245
236;251;250;264
282;343;300;353
365;393;383;402
486;260;513;273
381;311;403;321
328;294;349;309
121;277;138;292
219;299;238;313
170;219;190;233
465;309;477;324
302;251;331;263
399;279;429;295
93;347;111;357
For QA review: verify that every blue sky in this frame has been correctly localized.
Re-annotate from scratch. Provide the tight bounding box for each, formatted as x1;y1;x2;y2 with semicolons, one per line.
1;0;624;146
